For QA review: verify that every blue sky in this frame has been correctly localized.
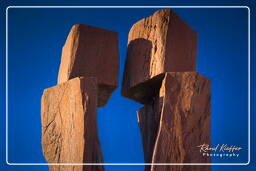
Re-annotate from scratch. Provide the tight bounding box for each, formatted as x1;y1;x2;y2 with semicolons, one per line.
0;1;255;171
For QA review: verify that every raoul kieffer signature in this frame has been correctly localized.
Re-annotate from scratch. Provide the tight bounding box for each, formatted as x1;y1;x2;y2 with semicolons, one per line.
197;143;242;153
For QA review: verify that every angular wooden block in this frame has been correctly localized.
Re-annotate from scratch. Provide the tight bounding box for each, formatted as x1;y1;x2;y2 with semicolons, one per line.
122;9;197;104
41;77;104;171
137;72;211;171
58;24;119;107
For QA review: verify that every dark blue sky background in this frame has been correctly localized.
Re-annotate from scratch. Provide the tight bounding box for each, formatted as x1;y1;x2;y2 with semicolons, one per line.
0;0;255;171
